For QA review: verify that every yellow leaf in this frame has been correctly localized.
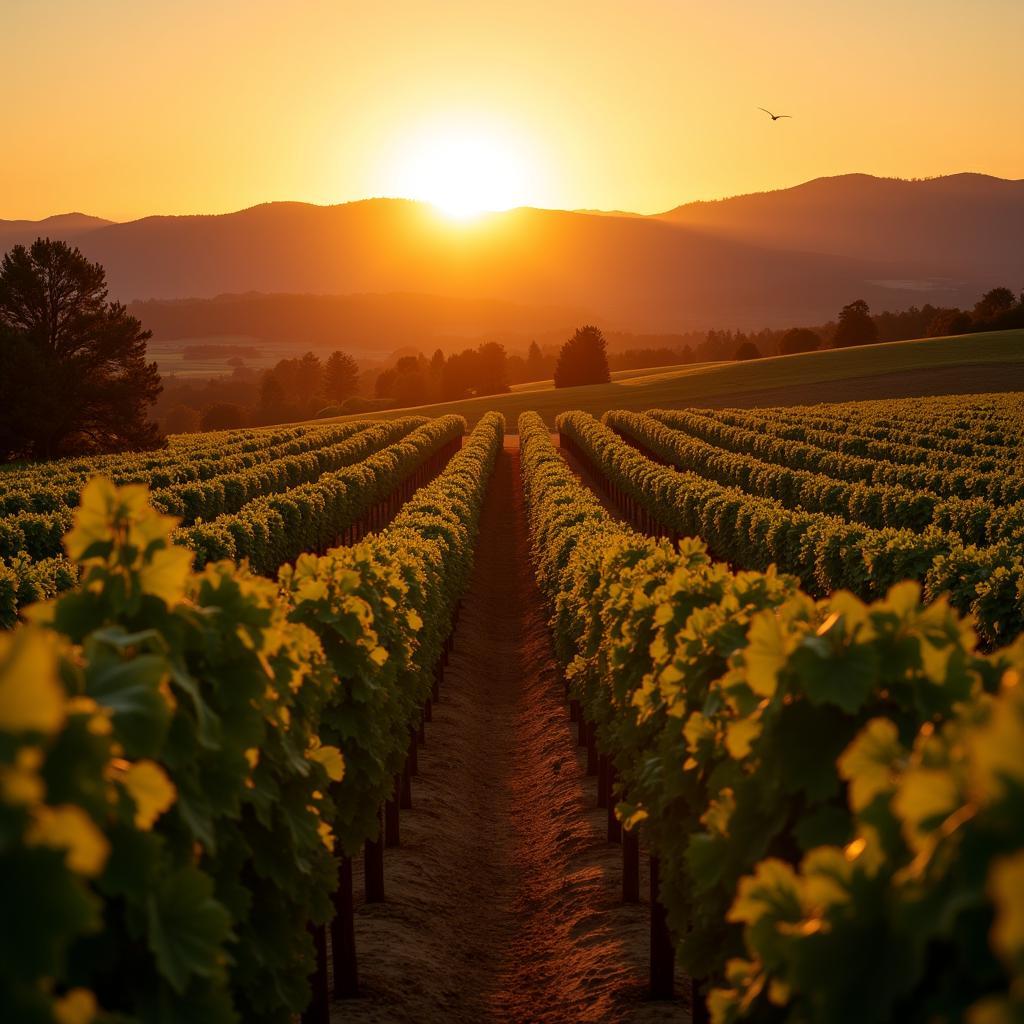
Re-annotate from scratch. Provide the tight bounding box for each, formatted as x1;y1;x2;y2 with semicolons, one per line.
989;851;1024;967
65;477;119;561
725;716;762;759
702;788;736;836
893;768;960;847
318;817;336;851
122;760;176;830
53;988;98;1024
743;611;788;697
621;806;648;831
920;638;954;684
968;691;1024;801
406;609;423;631
296;579;329;603
370;646;388;666
138;546;193;605
0;629;65;735
308;744;345;782
838;718;903;812
27;805;109;877
0;746;45;805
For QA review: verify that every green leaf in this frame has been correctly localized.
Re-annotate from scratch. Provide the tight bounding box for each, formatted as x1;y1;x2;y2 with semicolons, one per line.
147;866;234;994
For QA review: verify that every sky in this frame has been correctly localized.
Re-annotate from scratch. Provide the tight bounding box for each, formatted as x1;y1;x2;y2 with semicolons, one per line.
3;0;1023;221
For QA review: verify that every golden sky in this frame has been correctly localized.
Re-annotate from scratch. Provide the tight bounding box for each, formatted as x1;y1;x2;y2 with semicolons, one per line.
4;0;1023;221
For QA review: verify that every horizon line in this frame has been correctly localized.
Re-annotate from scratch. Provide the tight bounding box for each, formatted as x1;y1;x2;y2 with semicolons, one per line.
2;170;1018;227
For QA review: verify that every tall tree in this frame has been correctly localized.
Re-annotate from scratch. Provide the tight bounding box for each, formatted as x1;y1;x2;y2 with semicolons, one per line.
0;239;163;461
832;299;878;348
323;351;359;402
553;325;611;389
973;286;1016;322
733;341;761;360
474;342;510;396
526;340;545;380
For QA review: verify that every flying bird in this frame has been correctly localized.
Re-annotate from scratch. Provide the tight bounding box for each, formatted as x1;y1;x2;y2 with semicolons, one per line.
759;107;792;121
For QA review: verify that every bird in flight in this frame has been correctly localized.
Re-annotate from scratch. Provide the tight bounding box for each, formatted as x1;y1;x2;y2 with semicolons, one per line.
759;107;792;121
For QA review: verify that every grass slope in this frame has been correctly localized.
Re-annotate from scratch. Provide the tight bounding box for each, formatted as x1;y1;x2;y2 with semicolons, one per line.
320;329;1024;429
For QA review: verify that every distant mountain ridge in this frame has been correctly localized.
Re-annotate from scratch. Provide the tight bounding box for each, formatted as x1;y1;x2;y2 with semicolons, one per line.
655;173;1024;280
0;212;113;248
2;174;1019;341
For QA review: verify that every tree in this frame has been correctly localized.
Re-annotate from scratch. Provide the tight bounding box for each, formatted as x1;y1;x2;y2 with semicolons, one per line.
0;238;163;461
164;403;201;434
832;299;878;348
323;351;359;402
526;340;545;380
778;328;821;355
734;341;761;360
553;325;611;389
201;403;247;431
928;309;972;338
475;342;510;395
973;287;1016;323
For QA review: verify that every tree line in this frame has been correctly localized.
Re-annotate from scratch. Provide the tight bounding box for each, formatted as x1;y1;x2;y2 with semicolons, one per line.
721;285;1024;361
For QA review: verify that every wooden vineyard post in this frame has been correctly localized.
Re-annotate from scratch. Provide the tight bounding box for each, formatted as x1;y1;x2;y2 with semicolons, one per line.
586;721;599;776
407;728;419;776
385;776;401;846
691;981;711;1024
301;924;329;1024
650;855;675;999
597;753;609;808
424;697;433;723
417;708;427;744
332;856;358;998
577;714;588;748
364;806;385;902
569;698;581;723
606;764;622;843
400;756;413;809
622;827;640;902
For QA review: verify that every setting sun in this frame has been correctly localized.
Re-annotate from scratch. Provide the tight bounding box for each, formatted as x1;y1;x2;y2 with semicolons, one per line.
387;125;539;219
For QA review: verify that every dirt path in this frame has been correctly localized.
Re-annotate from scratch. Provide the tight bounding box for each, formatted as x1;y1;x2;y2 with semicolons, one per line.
336;445;685;1024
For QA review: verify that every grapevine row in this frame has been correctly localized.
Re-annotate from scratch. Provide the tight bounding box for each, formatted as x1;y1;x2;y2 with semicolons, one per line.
179;415;465;575
520;410;1024;1024
651;407;1024;503
605;409;1024;546
559;412;1024;645
0;420;366;497
0;419;427;560
694;404;1022;471
1;412;503;1024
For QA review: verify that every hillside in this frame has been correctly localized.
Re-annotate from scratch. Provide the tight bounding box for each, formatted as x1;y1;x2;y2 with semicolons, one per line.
1;195;993;333
319;329;1024;428
0;212;113;249
657;173;1024;281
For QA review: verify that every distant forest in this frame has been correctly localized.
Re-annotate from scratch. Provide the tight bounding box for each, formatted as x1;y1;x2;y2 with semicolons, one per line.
154;284;1024;432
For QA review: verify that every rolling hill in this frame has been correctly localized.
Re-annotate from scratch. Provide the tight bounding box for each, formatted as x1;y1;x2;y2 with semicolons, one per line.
3;174;1019;351
657;173;1024;281
317;329;1024;429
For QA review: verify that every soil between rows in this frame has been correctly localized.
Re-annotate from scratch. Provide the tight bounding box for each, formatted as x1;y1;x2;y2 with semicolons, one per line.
333;443;687;1023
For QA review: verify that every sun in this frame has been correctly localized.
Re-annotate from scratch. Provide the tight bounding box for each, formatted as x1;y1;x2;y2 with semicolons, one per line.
388;125;537;219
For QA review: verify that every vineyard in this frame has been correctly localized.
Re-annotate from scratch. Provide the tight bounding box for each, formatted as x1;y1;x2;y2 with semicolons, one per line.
2;393;1024;1024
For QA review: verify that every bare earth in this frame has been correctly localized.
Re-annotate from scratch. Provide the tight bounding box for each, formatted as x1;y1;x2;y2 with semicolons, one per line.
333;446;688;1024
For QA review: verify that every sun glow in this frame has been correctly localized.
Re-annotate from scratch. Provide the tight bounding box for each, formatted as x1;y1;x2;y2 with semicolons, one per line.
387;124;539;219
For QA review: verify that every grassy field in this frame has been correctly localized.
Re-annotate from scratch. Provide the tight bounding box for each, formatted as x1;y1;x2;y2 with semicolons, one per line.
316;329;1024;429
508;360;723;393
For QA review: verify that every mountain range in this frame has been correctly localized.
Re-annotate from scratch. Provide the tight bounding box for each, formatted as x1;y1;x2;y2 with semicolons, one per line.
1;173;1020;348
